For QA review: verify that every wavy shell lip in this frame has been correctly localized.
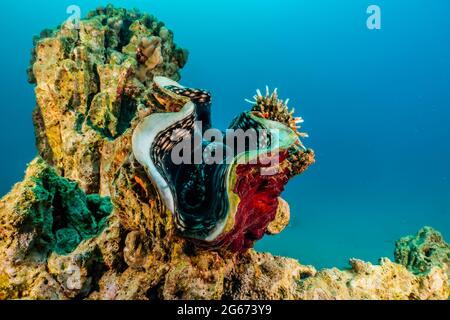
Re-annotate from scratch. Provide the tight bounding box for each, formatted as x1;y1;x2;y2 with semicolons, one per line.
154;76;185;90
133;76;195;214
151;76;191;112
132;76;313;251
132;100;195;215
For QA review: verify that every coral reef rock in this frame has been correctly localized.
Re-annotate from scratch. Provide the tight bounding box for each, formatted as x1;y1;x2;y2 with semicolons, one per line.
395;227;449;278
0;5;448;300
296;258;447;300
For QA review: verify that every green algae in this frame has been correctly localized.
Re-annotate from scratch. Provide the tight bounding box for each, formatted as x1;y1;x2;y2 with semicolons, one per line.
26;159;112;255
395;226;449;275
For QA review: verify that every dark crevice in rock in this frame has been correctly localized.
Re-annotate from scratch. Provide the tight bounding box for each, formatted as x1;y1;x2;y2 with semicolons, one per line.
145;280;164;300
116;94;137;137
32;106;56;166
80;247;107;298
117;19;133;52
86;114;114;140
75;113;85;133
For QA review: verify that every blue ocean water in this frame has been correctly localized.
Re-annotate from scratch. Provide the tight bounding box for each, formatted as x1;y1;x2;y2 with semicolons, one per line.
0;0;449;269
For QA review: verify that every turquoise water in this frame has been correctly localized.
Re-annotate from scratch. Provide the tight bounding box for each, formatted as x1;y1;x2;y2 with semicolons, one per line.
0;0;449;269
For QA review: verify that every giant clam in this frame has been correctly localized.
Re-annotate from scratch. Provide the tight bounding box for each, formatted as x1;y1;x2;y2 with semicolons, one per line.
132;77;314;252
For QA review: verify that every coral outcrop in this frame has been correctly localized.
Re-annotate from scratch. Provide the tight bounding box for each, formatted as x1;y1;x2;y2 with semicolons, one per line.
0;5;448;300
29;5;188;194
0;158;117;299
296;258;447;300
395;227;449;277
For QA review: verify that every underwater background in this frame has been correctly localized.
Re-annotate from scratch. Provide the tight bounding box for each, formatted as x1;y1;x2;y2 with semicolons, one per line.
0;0;449;269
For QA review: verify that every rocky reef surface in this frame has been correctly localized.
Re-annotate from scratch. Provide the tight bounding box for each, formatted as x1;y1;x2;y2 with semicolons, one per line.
0;5;448;300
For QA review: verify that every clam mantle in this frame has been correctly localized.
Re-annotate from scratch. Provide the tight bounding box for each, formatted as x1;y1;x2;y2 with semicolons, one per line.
0;5;448;300
132;76;314;251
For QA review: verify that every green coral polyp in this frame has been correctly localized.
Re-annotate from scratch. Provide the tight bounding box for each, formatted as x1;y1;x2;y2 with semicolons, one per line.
29;159;112;255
